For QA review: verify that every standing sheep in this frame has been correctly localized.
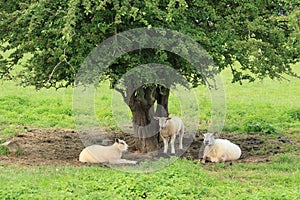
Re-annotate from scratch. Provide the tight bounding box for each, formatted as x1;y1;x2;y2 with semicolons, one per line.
79;138;137;164
154;116;185;154
201;132;241;163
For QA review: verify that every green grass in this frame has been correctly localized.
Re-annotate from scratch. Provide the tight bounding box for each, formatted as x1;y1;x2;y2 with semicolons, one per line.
0;157;299;199
0;83;74;129
0;146;9;155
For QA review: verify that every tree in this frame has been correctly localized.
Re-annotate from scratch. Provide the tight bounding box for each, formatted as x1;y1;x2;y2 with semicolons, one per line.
1;0;299;152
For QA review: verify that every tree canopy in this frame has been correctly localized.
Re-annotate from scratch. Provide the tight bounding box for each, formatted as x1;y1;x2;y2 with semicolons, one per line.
1;0;299;89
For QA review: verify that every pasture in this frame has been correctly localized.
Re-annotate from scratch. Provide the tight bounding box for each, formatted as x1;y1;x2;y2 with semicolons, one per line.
0;63;300;199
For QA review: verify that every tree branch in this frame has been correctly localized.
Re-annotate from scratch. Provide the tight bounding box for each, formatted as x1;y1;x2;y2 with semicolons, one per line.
46;48;75;85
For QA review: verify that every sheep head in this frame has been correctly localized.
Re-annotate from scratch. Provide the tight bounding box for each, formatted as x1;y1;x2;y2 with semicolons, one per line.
114;138;129;152
154;117;171;131
203;132;216;146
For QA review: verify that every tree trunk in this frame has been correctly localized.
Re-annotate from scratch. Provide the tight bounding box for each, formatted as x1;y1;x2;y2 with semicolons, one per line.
124;85;171;153
128;86;159;153
155;87;170;117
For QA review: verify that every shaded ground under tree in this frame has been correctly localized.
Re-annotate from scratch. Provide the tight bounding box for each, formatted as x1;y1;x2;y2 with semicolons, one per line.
0;127;299;166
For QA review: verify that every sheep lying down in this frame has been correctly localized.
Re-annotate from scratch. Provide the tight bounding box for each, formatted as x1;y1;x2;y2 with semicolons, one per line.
202;133;241;163
79;138;137;164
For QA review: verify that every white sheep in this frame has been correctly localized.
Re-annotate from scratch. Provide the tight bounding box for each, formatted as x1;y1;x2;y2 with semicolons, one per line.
79;138;137;164
201;132;241;163
154;116;184;154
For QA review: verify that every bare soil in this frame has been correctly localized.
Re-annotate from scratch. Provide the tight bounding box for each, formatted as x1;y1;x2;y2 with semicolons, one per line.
0;127;298;166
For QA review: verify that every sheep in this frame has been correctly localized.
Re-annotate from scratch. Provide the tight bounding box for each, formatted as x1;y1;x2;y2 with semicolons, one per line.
201;132;241;163
154;116;184;154
79;138;137;164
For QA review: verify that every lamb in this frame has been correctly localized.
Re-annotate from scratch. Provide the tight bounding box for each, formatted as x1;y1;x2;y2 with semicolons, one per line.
154;116;184;154
201;132;241;163
79;138;137;164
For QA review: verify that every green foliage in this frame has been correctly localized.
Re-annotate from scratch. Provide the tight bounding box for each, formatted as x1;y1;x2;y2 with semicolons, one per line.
288;109;300;121
245;120;278;134
0;0;299;89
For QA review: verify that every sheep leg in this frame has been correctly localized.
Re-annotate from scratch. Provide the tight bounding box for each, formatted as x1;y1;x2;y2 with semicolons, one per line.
109;159;137;165
213;157;226;163
201;146;210;163
219;155;227;163
201;156;207;164
178;128;184;150
162;137;169;154
170;134;176;154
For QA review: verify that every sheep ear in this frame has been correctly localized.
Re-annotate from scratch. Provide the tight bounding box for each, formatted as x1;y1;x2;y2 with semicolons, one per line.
115;138;120;143
153;117;159;120
166;117;171;120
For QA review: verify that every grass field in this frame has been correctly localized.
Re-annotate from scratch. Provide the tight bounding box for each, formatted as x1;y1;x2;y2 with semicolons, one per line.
0;63;300;199
0;156;300;199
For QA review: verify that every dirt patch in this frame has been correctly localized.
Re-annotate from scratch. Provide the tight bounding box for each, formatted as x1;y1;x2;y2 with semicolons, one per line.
0;127;298;166
0;128;84;166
